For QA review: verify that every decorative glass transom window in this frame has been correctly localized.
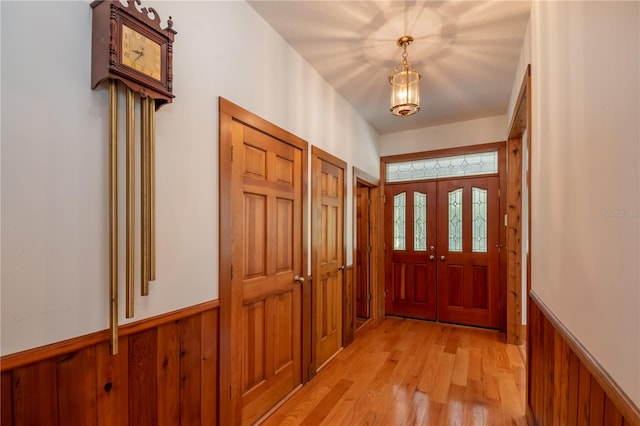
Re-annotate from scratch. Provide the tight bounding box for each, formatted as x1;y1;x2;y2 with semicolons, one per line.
386;151;498;182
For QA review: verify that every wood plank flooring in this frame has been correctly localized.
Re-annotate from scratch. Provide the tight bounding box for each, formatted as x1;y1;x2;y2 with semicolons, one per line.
261;317;526;426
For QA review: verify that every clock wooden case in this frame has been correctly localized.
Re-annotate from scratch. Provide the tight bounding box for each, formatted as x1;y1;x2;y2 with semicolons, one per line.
91;0;176;107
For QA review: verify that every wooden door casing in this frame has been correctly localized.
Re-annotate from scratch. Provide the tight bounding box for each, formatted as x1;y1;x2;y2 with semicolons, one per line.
384;181;438;320
311;148;345;373
220;99;307;426
436;177;500;328
355;184;370;319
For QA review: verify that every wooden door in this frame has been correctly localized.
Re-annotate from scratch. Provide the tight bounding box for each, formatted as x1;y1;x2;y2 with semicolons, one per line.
222;102;305;425
311;149;345;372
384;181;438;320
355;184;370;319
436;176;500;328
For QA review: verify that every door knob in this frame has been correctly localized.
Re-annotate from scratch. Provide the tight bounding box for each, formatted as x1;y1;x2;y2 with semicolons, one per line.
440;255;446;261
338;265;345;271
429;255;435;261
294;275;305;283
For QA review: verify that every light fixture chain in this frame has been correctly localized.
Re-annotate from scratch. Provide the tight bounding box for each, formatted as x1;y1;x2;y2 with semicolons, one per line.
402;46;408;70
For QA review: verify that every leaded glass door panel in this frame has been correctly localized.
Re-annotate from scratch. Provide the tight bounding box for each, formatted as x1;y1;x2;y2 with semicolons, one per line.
384;182;437;320
436;177;500;328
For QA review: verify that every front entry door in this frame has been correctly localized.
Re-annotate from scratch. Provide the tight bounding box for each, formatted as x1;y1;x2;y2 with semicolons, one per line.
437;177;500;328
384;181;438;320
227;116;304;425
311;149;345;372
384;176;500;329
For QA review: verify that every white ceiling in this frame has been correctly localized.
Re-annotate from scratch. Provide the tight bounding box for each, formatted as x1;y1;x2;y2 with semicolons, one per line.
247;0;531;135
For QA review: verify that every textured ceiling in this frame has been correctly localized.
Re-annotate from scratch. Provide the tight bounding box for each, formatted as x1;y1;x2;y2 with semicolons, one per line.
247;0;531;134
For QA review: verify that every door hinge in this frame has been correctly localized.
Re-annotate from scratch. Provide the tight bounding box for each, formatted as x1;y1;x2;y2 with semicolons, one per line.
231;145;234;161
383;243;386;251
368;246;372;253
231;265;233;280
368;293;372;301
498;188;500;198
382;194;386;204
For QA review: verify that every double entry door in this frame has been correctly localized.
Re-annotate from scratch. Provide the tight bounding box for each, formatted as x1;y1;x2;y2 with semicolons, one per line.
384;176;500;329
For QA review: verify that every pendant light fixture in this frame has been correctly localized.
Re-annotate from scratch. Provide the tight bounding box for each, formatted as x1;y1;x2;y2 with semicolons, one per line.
389;35;421;117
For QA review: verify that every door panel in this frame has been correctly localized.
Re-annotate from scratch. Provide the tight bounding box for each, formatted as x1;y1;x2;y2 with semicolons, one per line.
312;154;344;371
437;177;500;328
232;122;303;425
384;182;437;320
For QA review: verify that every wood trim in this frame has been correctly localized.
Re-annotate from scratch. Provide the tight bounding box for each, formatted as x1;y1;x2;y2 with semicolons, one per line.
505;64;531;346
380;141;505;164
219;98;308;151
497;143;507;334
218;100;236;424
353;167;379;187
311;145;347;170
342;265;355;346
0;299;219;372
369;185;383;319
352;167;381;324
508;64;531;139
529;290;640;425
506;137;523;345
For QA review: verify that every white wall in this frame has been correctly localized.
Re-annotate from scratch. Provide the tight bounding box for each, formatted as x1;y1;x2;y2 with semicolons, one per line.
379;115;507;156
0;1;379;356
524;1;640;405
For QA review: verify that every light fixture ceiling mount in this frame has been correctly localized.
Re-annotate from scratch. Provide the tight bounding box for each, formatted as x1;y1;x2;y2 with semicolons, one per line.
389;35;421;117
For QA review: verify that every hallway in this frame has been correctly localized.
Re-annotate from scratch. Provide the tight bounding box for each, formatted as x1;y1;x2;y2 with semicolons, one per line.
262;317;527;425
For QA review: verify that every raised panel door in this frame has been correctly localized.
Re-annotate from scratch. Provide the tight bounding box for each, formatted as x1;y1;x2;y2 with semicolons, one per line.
384;182;438;320
312;155;344;371
436;177;500;328
231;123;303;425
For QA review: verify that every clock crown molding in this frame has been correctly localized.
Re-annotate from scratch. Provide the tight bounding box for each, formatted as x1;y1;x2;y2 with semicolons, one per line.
91;0;177;40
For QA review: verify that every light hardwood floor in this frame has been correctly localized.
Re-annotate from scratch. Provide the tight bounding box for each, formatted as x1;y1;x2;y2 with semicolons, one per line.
261;317;527;426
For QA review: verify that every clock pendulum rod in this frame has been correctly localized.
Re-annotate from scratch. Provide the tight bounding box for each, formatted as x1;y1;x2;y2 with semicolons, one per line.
141;96;150;296
126;87;135;318
108;79;119;356
149;99;156;281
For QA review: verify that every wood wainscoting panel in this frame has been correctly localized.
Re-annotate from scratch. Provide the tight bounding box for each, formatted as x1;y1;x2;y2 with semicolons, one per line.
0;300;219;426
528;292;640;426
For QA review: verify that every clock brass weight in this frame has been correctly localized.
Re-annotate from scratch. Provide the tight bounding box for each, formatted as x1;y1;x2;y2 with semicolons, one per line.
91;0;176;354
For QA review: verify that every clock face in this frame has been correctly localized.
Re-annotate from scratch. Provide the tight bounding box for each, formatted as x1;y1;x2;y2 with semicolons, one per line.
121;24;162;81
